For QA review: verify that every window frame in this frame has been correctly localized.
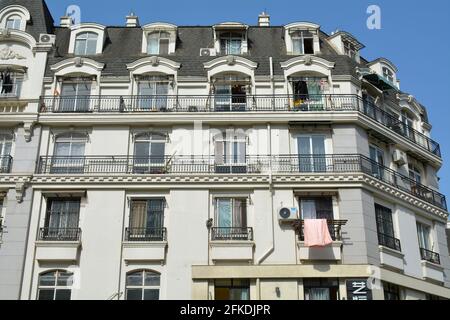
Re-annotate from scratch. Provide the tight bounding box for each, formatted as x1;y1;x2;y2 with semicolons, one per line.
303;278;340;301
147;31;171;55
74;32;99;56
382;67;395;83
291;30;314;55
5;14;21;29
0;71;24;97
37;270;73;300
219;32;243;55
125;270;161;300
214;279;250;300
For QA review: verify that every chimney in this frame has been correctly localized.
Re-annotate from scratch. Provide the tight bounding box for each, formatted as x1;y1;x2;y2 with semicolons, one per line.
60;16;72;28
258;12;270;27
126;13;139;27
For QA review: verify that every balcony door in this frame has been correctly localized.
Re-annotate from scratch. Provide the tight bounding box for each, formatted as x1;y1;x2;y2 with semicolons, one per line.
369;145;385;179
128;199;165;241
60;81;92;112
44;199;80;241
375;204;400;251
214;75;249;111
0;133;12;173
0;71;22;97
214;198;248;240
51;133;87;174
133;133;166;174
290;77;326;110
299;197;334;239
297;135;326;172
137;77;169;111
214;134;247;173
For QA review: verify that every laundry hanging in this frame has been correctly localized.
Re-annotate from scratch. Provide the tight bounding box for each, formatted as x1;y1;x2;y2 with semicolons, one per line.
0;71;13;94
303;219;333;247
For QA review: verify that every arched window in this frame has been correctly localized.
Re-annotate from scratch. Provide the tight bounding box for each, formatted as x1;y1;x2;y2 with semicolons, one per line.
74;32;98;55
38;270;73;300
147;31;170;55
125;270;160;300
5;15;21;29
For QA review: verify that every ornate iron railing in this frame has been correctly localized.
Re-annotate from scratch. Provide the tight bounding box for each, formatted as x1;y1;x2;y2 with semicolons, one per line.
296;220;348;241
211;227;253;241
38;227;81;241
420;248;440;265
124;227;167;242
378;232;402;252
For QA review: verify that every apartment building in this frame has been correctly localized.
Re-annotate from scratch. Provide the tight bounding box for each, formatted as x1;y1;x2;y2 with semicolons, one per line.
0;0;449;300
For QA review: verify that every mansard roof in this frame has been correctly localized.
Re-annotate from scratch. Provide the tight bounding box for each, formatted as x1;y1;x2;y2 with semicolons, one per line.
45;26;362;78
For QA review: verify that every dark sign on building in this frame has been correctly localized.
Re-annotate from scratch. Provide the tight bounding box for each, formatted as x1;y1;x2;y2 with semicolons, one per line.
346;279;373;300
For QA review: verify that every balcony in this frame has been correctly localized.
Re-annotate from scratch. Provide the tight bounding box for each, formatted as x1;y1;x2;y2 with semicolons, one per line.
378;232;403;271
35;227;82;262
420;248;444;283
39;94;441;159
211;227;253;241
0;156;13;173
36;154;447;210
209;227;254;263
420;248;440;265
122;227;168;263
125;227;167;242
295;220;347;261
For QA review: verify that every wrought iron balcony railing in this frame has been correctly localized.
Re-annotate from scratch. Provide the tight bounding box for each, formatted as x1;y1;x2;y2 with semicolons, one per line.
39;94;441;158
0;156;13;173
36;154;447;210
38;227;81;242
420;247;440;265
296;220;347;241
124;227;167;242
211;227;253;241
377;232;402;252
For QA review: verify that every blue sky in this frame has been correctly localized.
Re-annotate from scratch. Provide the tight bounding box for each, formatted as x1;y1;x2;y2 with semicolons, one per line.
46;0;450;199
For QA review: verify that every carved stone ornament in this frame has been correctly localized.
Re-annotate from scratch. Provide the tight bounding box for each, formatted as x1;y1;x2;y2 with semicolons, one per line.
0;47;26;60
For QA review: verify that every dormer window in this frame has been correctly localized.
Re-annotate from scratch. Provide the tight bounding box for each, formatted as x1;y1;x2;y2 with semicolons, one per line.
147;31;170;55
383;67;394;83
343;41;356;59
5;15;21;29
291;31;314;55
220;32;242;55
74;32;98;56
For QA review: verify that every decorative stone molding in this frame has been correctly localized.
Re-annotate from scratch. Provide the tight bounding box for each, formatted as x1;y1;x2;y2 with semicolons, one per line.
23;121;34;142
15;177;30;203
0;47;25;60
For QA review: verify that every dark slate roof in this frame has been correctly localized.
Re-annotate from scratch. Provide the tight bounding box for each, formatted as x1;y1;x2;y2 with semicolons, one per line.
46;26;364;78
0;0;54;39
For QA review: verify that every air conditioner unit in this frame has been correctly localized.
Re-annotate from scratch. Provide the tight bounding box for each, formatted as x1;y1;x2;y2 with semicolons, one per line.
200;48;216;57
393;149;407;166
39;34;56;45
278;207;299;221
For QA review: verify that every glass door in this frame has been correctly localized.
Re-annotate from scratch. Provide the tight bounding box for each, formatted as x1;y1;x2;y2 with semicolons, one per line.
52;134;86;174
60;82;91;112
129;199;165;240
369;145;384;179
215;198;247;240
297;135;326;172
45;199;80;240
137;79;169;111
133;133;166;174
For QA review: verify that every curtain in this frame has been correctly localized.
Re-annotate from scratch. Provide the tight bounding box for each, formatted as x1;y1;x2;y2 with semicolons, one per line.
130;201;147;229
217;199;232;228
310;288;330;300
215;140;224;165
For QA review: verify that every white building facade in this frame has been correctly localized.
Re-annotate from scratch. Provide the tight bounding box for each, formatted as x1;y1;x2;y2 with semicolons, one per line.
0;1;449;300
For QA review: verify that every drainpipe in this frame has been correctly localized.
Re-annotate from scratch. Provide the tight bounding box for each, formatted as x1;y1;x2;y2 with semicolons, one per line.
269;57;275;110
257;123;275;264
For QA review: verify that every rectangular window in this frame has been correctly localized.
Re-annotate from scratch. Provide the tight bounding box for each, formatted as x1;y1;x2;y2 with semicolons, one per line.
42;199;81;241
137;78;169;110
128;199;165;241
417;223;431;251
292;31;314;55
297;135;326;172
304;278;339;300
133;132;166;174
0;71;23;97
220;37;242;55
369;145;385;179
383;282;401;300
215;279;250;300
60;82;92;112
213;198;249;240
375;204;401;251
214;135;247;174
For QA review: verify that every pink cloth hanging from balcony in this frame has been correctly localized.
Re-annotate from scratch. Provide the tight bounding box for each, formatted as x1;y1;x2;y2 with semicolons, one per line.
303;219;333;247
